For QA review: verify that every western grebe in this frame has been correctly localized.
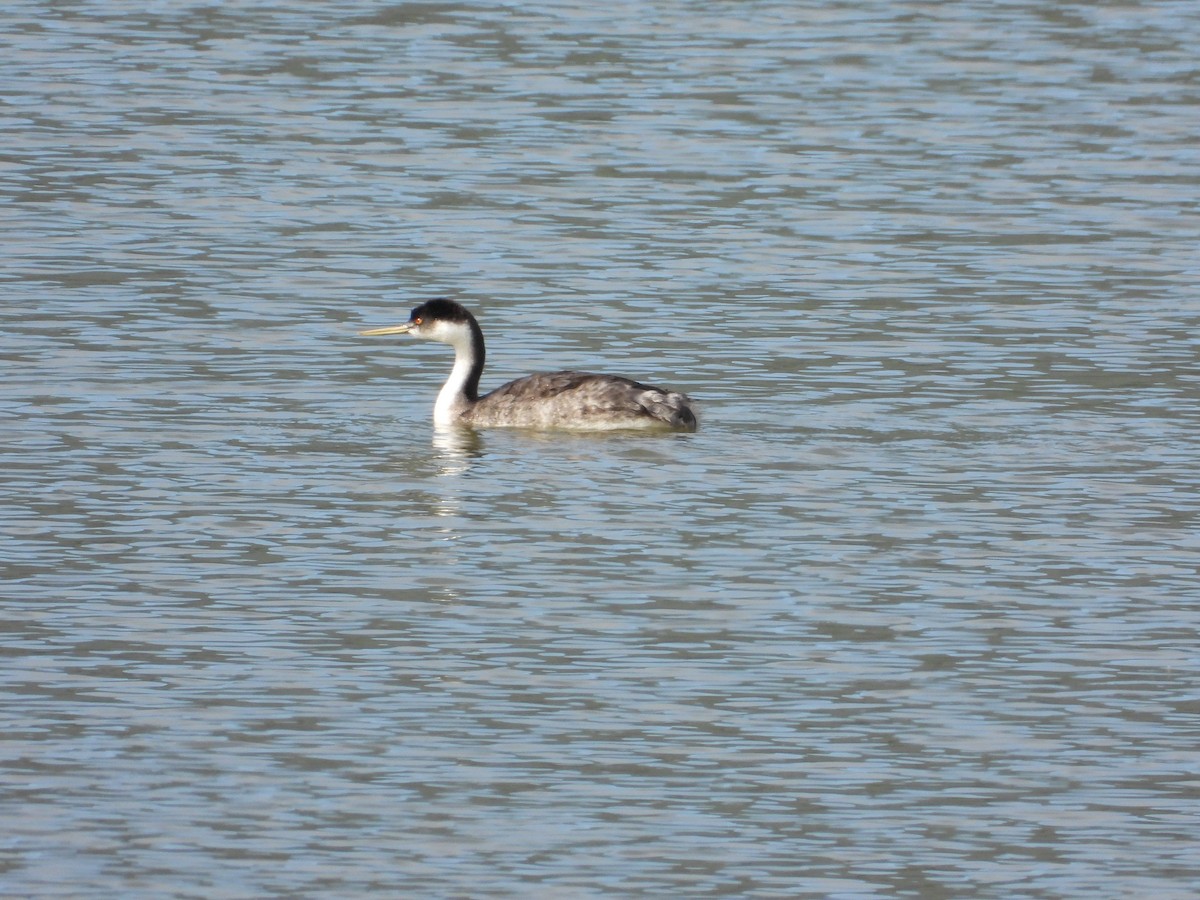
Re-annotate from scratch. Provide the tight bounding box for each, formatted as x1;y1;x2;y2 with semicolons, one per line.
360;299;698;432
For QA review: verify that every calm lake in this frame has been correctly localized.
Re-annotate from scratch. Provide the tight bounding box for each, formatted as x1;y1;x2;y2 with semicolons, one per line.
2;1;1199;896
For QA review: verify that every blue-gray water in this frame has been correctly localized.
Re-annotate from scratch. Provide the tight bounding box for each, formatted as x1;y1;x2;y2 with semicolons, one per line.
3;2;1199;897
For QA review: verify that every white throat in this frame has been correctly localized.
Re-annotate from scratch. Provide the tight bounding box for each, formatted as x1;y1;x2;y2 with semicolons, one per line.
430;322;478;425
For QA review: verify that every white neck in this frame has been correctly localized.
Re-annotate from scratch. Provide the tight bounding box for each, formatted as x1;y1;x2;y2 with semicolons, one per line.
432;324;480;425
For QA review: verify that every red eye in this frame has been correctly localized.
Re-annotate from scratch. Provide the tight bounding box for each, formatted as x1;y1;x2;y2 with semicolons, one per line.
413;317;422;325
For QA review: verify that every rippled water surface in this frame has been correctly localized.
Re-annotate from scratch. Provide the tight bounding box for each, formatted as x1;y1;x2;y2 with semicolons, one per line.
3;1;1199;896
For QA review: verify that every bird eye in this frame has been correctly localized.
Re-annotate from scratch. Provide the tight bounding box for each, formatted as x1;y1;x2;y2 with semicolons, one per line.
413;317;422;325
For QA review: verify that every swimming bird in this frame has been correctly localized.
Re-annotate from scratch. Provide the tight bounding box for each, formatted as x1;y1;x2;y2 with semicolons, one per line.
360;299;698;432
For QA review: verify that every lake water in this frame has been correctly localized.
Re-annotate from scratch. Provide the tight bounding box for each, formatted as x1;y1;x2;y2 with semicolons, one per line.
3;1;1199;896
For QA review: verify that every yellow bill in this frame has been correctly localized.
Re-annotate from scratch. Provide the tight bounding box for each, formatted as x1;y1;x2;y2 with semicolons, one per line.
359;322;414;336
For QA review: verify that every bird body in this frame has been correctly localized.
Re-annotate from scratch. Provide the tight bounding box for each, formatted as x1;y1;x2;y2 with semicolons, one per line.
361;299;698;432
